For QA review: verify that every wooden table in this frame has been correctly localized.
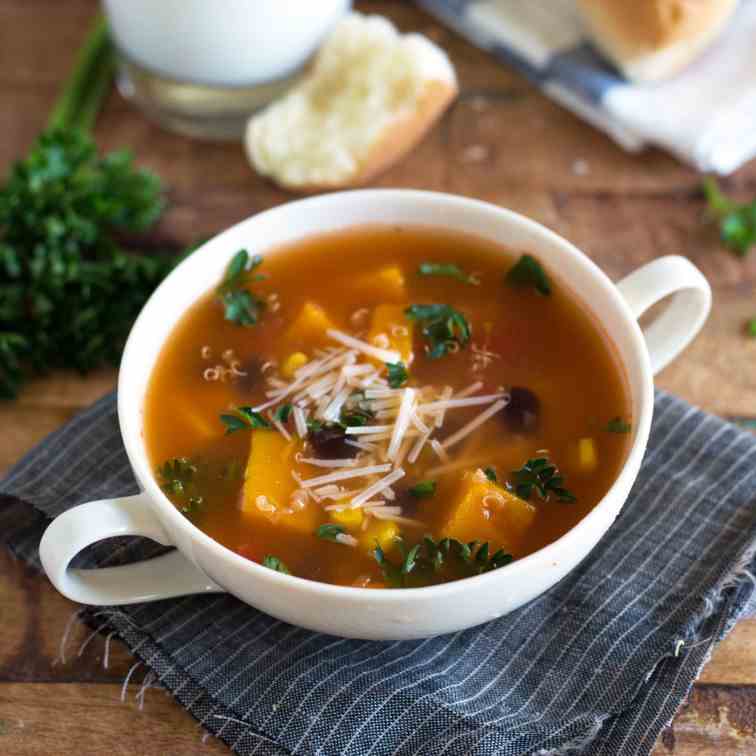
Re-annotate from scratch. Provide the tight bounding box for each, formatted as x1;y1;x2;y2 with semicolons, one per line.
1;1;755;753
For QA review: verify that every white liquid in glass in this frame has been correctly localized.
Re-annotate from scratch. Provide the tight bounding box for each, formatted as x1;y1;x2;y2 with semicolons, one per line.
103;0;351;87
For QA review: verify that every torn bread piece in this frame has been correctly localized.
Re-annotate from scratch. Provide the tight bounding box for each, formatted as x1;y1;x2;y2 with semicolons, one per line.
577;0;738;82
245;12;458;191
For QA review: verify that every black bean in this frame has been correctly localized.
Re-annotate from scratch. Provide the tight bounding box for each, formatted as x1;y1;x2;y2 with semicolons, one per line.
501;387;540;433
308;424;357;459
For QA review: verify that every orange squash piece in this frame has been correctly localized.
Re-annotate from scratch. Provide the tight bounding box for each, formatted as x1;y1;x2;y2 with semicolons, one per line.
242;430;320;535
440;472;536;554
366;303;414;365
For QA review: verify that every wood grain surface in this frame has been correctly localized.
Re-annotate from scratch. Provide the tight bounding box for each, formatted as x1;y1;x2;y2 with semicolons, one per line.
1;1;755;753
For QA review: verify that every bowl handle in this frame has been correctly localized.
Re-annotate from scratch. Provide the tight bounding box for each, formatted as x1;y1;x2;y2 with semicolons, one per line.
616;255;711;376
39;493;223;605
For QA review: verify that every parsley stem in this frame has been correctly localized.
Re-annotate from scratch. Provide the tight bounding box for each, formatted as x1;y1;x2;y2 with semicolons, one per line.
47;15;113;134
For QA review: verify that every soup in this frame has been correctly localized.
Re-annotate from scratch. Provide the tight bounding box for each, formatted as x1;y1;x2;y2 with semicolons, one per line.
145;226;631;588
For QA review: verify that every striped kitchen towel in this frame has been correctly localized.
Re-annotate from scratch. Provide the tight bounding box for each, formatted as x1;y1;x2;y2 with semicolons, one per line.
2;389;756;756
419;0;756;174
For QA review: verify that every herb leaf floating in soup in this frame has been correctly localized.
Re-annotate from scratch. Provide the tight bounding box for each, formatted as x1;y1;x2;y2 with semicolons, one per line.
217;249;266;326
263;555;291;574
510;457;576;503
606;417;632;434
386;361;408;388
144;226;631;588
405;304;471;359
505;254;551;296
220;406;270;434
418;262;477;284
374;536;513;587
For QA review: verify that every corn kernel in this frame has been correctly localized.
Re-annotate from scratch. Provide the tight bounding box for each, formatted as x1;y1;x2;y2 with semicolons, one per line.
331;507;364;530
359;520;400;555
282;352;308;378
578;437;597;472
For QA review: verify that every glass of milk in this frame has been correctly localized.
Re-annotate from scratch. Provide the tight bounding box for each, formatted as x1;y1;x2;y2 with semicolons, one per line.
102;0;351;140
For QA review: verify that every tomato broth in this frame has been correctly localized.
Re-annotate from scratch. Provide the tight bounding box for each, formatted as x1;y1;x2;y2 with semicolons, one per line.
145;226;632;588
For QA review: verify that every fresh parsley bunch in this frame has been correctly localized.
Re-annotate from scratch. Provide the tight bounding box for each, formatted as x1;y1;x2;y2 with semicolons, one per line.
0;18;177;399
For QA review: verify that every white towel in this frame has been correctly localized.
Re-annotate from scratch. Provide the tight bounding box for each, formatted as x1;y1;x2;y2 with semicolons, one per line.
419;0;756;174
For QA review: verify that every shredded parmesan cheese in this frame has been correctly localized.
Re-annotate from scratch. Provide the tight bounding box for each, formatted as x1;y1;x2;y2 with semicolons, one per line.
326;329;401;364
349;467;406;508
441;399;508;450
387;388;415;461
299;463;392;489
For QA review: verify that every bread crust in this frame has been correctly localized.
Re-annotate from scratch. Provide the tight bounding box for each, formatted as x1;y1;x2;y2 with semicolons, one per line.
577;0;738;81
266;79;458;194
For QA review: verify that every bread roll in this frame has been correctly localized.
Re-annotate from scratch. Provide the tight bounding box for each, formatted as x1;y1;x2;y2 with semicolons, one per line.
577;0;738;82
245;13;458;192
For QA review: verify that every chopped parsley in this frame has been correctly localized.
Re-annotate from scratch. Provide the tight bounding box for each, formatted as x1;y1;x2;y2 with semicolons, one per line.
273;403;293;423
156;456;241;517
703;177;756;256
746;319;756;338
317;523;346;542
373;536;512;587
510;457;575;503
409;480;436;498
483;466;498;483
220;406;270;434
405;304;471;359
386;361;408;388
417;262;476;284
505;254;551;296
262;555;291;574
606;417;632;434
217;249;266;326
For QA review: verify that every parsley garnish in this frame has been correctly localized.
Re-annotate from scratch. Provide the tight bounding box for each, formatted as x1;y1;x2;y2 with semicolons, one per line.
157;458;200;503
483;466;498;483
606;417;631;434
317;523;346;542
510;457;575;503
418;262;476;284
386;361;408;388
373;536;512;587
505;254;551;296
262;555;291;575
703;177;756;256
339;392;376;427
746;319;756;338
0;21;177;400
220;406;270;434
409;480;436;498
217;250;265;326
273;404;293;423
405;304;471;359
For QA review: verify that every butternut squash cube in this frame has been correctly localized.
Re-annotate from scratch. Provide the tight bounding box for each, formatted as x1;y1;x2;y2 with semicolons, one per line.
367;303;414;365
353;266;407;301
284;302;337;348
359;520;399;555
440;472;536;554
242;430;319;534
577;437;598;472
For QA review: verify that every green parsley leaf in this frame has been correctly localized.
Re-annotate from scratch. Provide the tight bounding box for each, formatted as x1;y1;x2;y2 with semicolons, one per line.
217;250;266;326
220;406;270;434
386;361;408;388
418;262;476;284
505;254;551;296
405;304;471;359
510;457;576;503
262;555;291;575
372;536;512;587
746;319;756;338
483;466;498;483
317;523;346;542
409;480;437;498
0;128;176;400
606;417;632;434
704;177;756;256
273;404;293;423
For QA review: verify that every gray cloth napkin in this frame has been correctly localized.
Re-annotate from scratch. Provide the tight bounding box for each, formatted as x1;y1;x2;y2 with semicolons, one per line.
2;389;755;756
